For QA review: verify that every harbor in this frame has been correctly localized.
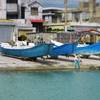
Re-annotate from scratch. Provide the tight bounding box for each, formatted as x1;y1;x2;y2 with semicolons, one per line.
0;71;99;100
0;0;100;100
0;0;100;72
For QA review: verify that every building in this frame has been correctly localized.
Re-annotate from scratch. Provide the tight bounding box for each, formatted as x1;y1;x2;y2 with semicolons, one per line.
0;0;6;19
43;7;65;32
95;6;100;22
0;0;45;33
0;0;44;42
21;0;45;32
42;7;88;32
0;21;16;42
79;0;100;23
43;7;63;24
15;19;35;38
0;0;21;19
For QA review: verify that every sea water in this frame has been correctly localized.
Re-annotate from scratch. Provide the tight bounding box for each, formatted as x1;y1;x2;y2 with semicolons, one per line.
0;71;100;100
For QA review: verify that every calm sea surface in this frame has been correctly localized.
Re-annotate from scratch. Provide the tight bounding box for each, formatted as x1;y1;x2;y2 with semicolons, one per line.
0;71;100;100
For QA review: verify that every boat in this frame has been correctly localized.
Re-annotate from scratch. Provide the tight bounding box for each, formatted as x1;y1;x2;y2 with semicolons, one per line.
50;40;100;56
74;42;100;55
50;40;89;56
50;40;88;47
0;43;2;52
49;42;77;57
0;43;53;59
50;40;63;46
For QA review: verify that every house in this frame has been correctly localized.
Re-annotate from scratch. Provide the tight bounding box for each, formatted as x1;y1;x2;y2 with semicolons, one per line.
0;0;35;41
0;0;21;19
43;7;64;32
21;0;45;32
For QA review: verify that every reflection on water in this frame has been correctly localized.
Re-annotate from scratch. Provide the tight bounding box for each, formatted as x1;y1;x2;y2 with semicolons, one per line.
0;71;100;100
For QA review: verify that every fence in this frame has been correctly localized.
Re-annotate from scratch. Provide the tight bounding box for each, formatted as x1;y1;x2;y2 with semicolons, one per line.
27;32;79;43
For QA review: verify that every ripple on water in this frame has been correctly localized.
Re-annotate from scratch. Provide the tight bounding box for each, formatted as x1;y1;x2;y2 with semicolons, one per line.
0;71;100;100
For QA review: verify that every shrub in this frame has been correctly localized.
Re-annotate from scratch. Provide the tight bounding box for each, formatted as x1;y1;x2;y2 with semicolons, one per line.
18;35;27;41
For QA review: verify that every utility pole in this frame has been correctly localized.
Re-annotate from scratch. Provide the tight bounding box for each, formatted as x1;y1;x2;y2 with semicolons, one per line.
64;0;68;32
89;0;96;43
89;0;96;22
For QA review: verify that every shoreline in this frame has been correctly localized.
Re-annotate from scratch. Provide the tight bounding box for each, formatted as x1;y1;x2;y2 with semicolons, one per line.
0;66;100;72
0;54;100;72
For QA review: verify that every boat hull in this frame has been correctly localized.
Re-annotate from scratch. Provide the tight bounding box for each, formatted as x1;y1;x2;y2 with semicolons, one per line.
74;42;100;55
1;43;52;58
0;45;1;52
49;43;77;56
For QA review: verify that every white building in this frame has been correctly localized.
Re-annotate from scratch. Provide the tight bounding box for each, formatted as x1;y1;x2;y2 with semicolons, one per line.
21;0;45;32
0;0;21;19
43;7;63;24
0;0;7;19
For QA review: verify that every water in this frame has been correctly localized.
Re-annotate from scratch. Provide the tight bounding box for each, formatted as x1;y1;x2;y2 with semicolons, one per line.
0;71;100;100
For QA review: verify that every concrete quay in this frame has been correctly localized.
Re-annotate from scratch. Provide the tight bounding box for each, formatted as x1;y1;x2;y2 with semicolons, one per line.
0;54;100;71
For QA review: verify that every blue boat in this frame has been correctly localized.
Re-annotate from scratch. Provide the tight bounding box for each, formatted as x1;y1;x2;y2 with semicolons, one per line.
74;42;100;55
1;43;53;59
49;43;77;56
0;44;1;52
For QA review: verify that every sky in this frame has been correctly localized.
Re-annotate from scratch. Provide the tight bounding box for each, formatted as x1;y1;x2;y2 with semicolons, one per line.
38;0;78;8
37;0;100;8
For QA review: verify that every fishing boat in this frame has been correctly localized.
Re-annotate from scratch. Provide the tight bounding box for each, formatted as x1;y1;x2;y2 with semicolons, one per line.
50;40;63;46
49;42;77;57
0;43;2;52
74;42;100;55
50;40;88;47
0;43;53;59
50;40;93;58
50;40;100;56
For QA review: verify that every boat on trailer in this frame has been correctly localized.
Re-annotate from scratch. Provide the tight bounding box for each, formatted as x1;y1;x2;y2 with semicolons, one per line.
0;43;53;59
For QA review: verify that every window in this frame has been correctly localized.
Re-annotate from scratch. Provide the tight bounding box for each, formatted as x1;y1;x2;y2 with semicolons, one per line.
31;7;38;15
7;0;17;3
7;13;18;19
